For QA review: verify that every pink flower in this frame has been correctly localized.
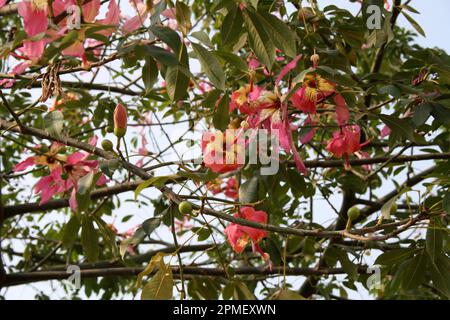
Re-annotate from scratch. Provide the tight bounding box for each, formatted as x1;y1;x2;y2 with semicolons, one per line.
0;61;32;88
334;94;350;126
61;0;120;64
64;150;107;211
224;206;269;260
299;116;316;144
326;125;370;168
161;7;178;30
0;0;7;8
290;74;335;114
275;54;302;85
82;0;101;23
201;130;244;173
18;1;48;37
122;0;148;34
356;151;373;172
14;137;106;211
136;134;150;167
230;85;277;114
175;216;192;232
96;0;120;36
380;125;391;138
14;142;66;172
327;125;362;158
34;166;67;205
224;178;238;200
248;58;260;70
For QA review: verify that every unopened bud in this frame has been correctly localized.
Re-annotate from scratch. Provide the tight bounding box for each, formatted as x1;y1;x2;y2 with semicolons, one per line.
310;53;320;67
113;103;127;138
101;139;114;151
240;120;250;129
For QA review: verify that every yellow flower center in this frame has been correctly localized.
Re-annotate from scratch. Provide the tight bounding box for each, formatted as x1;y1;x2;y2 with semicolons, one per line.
32;0;48;10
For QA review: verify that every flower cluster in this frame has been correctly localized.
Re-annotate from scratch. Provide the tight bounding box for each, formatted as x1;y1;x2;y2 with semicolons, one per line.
14;138;106;211
0;0;178;89
202;54;370;175
206;178;238;200
224;206;269;260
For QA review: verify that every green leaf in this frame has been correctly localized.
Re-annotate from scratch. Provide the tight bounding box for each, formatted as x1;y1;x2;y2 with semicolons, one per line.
81;215;99;262
243;9;276;68
119;227;146;259
426;217;444;262
135;176;171;199
401;11;426;37
144;45;178;66
62;215;81;249
141;266;173;300
99;159;120;178
190;31;212;48
175;1;191;36
165;65;190;101
142;217;162;237
378;85;401;98
430;103;450;125
270;289;305;300
44;111;64;137
221;6;243;48
379;114;417;143
142;57;158;93
203;89;222;109
58;30;79;51
192;43;226;90
375;248;417;265
412;102;432;127
402;252;426;291
256;10;298;58
443;192;450;214
239;176;259;204
136;252;168;287
77;171;95;196
429;254;450;298
76;171;99;213
380;196;397;220
149;26;182;54
215;51;248;71
92;216;119;257
328;247;357;280
213;94;230;131
233;282;255;300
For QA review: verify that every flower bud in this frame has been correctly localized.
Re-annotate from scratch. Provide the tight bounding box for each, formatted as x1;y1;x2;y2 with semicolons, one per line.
113;103;127;138
240;120;250;129
101;139;114;151
310;53;320;67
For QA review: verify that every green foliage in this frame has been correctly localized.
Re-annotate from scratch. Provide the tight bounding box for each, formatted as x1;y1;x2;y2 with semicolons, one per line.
1;0;449;301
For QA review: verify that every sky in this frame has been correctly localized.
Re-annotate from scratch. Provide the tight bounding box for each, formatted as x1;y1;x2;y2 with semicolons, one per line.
2;0;450;300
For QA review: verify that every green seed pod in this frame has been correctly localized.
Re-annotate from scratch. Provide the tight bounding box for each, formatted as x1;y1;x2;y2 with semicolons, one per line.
178;201;193;215
347;206;360;221
101;139;114;151
390;203;398;214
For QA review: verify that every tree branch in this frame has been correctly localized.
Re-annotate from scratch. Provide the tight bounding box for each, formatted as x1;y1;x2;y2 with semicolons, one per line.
0;119;433;241
0;265;369;288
